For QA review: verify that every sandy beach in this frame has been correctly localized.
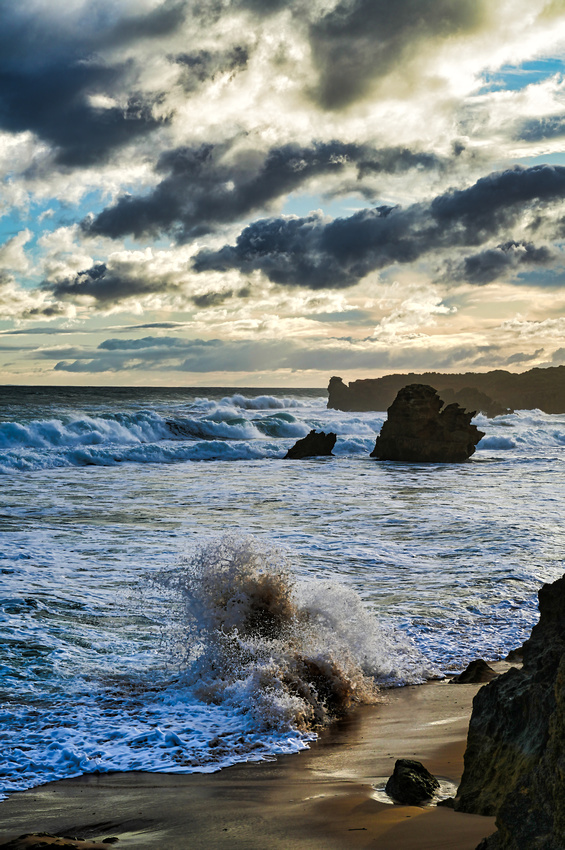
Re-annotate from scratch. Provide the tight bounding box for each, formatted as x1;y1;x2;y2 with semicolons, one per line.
0;674;501;850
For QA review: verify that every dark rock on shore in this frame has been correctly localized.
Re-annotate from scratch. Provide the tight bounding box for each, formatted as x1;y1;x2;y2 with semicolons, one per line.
327;364;565;416
450;660;499;684
284;430;336;459
454;574;565;849
504;647;524;663
385;759;440;805
370;384;484;463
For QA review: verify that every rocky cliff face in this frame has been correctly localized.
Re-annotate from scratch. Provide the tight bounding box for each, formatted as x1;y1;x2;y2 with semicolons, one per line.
327;365;565;416
370;384;484;463
455;575;565;849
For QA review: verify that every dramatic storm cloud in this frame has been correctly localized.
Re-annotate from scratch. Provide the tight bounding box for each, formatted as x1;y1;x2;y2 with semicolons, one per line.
193;165;565;288
0;2;185;166
2;0;565;384
451;242;555;285
308;0;487;109
84;141;442;240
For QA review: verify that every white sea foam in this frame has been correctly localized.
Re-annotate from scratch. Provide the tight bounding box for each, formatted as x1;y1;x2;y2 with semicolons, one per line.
2;397;565;473
0;534;432;799
158;537;433;729
1;387;564;801
221;394;318;410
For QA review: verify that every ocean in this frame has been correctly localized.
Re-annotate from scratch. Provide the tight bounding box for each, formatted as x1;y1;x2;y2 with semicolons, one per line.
0;385;563;800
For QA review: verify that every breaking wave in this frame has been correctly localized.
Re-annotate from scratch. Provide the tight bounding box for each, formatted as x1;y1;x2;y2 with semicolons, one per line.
157;536;433;734
0;411;298;472
2;395;565;473
220;394;316;410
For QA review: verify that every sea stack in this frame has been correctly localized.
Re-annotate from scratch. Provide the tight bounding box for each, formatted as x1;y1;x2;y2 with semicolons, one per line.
285;429;336;459
455;574;565;849
370;383;484;463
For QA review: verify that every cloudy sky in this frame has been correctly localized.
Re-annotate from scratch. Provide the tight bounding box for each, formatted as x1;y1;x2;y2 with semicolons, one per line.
2;0;565;386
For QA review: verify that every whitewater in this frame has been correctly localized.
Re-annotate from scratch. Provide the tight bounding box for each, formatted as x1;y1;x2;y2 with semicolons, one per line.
0;385;563;800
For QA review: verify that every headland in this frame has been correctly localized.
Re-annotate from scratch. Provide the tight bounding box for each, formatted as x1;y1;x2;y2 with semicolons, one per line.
328;365;565;416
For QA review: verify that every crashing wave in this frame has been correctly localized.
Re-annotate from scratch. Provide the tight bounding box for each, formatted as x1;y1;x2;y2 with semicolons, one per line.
156;536;433;733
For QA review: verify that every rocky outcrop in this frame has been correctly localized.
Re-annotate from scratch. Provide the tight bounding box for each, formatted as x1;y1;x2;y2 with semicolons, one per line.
327;365;565;416
385;759;440;805
285;430;336;459
454;574;565;849
370;384;484;463
450;660;499;684
439;388;508;419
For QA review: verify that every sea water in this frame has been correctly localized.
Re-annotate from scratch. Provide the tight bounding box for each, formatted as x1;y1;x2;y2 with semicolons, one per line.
0;385;563;799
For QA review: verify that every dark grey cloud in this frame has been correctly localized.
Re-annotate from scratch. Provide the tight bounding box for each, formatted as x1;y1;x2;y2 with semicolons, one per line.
107;1;188;44
98;336;187;351
0;2;186;166
45;262;245;310
516;114;565;143
127;322;190;330
312;309;373;323
308;0;486;109
450;241;555;285
47;262;177;304
83;140;442;240
429;165;565;235
191;290;235;308
236;0;289;14
0;69;166;168
193;164;565;289
174;46;249;92
0;326;84;335
504;348;544;365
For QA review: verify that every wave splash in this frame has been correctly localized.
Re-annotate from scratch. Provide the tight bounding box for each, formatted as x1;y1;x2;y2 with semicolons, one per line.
157;536;431;734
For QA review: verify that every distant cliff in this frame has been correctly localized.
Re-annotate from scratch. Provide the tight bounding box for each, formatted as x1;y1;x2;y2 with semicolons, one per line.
327;366;565;417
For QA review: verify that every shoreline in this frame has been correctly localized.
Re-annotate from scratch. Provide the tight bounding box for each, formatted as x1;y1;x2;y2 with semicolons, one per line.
0;671;508;850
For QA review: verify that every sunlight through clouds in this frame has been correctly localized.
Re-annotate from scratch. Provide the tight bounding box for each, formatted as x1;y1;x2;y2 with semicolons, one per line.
0;0;564;384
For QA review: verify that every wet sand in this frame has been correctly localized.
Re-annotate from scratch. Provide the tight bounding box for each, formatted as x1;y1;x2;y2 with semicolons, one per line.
0;677;498;849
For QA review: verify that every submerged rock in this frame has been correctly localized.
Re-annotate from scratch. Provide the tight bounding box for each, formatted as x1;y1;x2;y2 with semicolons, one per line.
385;758;440;805
370;384;484;463
285;429;336;459
450;659;499;684
454;574;565;849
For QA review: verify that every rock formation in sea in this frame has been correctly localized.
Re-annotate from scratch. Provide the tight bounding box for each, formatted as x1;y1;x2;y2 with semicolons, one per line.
370;384;484;463
385;759;440;805
285;429;336;459
454;574;565;849
327;364;565;416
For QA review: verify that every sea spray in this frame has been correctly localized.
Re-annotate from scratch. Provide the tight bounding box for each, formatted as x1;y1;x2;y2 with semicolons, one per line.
156;535;433;734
